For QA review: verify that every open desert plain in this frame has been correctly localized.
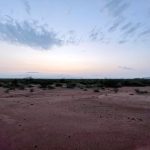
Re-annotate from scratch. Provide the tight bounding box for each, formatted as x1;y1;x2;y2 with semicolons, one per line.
0;85;150;150
0;0;150;149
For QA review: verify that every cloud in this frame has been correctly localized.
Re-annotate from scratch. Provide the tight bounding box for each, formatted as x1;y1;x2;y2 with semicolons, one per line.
118;40;127;44
0;16;63;49
89;27;104;41
89;28;99;41
116;22;141;43
102;0;130;18
93;0;144;44
121;22;132;31
139;28;150;37
97;0;150;45
22;0;31;15
65;30;76;44
108;17;124;32
99;0;143;44
118;66;134;71
117;23;141;44
123;23;141;37
62;30;82;45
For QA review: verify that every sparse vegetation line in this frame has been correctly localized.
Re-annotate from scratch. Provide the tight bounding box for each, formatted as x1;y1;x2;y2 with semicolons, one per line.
0;78;150;91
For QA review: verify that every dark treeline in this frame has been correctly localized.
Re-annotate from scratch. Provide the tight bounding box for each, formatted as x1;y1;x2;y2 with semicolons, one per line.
0;78;150;90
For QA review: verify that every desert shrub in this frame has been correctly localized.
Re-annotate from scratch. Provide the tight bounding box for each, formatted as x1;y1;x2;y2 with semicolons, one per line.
18;84;25;90
101;87;105;90
2;82;11;89
117;82;122;87
83;88;88;91
135;89;148;94
66;83;76;89
0;82;7;88
102;79;121;88
55;83;63;87
85;84;92;88
125;80;144;87
28;84;34;88
11;79;19;87
39;83;48;89
5;89;10;93
96;83;102;88
113;88;119;93
59;79;66;83
94;89;99;92
30;89;34;92
135;89;140;93
9;87;15;90
77;83;85;89
47;85;55;89
3;80;25;90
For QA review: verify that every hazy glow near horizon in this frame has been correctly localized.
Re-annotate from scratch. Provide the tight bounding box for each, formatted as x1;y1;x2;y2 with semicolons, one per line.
0;0;150;78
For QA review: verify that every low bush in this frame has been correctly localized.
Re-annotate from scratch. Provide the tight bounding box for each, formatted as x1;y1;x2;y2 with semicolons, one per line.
47;85;55;89
30;89;34;92
83;88;88;91
5;89;10;93
113;88;119;93
94;89;99;92
135;89;148;94
66;83;76;89
55;83;63;87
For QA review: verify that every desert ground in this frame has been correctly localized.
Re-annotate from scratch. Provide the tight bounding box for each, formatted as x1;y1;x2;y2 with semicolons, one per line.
0;86;150;150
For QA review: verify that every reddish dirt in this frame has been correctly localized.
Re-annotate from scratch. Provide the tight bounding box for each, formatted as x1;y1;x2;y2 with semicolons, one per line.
0;87;150;150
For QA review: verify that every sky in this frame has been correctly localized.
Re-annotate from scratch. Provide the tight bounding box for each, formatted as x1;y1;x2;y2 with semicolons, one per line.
0;0;150;78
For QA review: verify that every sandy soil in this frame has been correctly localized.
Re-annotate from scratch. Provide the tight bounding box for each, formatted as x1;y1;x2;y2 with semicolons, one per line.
0;87;150;150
